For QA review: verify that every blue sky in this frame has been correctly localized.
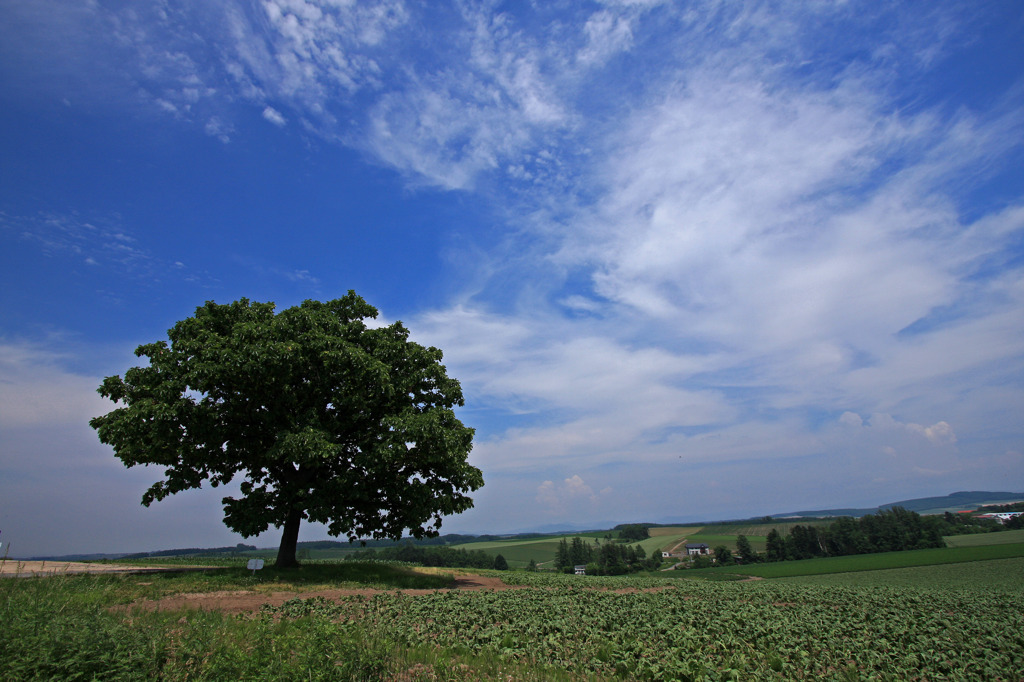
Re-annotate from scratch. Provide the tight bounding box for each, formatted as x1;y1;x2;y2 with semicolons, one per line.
2;1;1023;557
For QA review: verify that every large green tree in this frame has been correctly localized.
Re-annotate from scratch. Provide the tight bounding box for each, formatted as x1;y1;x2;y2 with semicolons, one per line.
735;534;757;564
90;293;483;568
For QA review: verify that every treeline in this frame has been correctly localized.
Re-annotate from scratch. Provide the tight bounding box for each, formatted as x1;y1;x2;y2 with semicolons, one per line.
344;543;498;569
299;533;548;550
940;510;1021;532
120;543;259;559
615;524;652;541
984;501;1024;513
979;502;1024;528
759;507;945;562
553;537;660;575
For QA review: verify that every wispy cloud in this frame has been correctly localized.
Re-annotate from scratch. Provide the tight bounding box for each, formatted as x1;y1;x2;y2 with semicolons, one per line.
399;3;1024;523
262;106;286;126
0;211;207;285
3;1;1021;534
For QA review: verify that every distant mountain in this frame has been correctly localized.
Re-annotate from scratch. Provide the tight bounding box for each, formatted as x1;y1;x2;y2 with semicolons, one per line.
775;490;1024;518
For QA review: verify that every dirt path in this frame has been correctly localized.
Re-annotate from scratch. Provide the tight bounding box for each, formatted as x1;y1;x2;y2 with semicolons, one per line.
120;574;525;615
0;560;219;578
665;537;689;555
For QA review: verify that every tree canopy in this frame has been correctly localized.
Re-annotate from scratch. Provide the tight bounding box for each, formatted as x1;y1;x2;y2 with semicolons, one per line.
90;293;483;567
617;524;651;542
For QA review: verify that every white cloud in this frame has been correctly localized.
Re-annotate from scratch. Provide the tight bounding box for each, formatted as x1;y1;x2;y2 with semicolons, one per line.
535;474;608;515
220;0;407;120
362;4;578;189
262;106;286;126
1;212;203;285
3;2;1022;537
395;5;1024;522
204;116;232;142
576;9;634;67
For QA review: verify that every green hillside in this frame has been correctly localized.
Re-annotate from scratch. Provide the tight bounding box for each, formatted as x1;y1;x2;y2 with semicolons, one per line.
944;529;1024;547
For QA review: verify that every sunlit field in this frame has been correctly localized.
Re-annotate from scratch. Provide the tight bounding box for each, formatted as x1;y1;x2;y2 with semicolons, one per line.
4;547;1022;680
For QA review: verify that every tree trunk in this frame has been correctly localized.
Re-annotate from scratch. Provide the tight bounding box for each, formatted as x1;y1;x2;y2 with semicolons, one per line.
275;507;303;568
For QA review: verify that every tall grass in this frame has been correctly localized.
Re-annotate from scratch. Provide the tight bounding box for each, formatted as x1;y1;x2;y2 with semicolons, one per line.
0;572;393;680
0;563;575;681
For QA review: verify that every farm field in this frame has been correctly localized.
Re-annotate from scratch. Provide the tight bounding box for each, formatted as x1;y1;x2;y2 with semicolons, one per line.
448;537;567;567
634;530;696;556
944;528;1024;547
675;542;1024;579
694;521;828;537
685;533;767;551
648;525;705;537
4;550;1023;681
781;556;1024;590
11;527;1024;680
449;529;701;567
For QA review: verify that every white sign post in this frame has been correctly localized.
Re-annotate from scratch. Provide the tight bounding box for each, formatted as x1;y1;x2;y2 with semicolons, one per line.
247;558;265;575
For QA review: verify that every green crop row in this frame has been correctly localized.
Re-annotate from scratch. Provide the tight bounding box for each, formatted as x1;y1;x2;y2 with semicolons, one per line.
676;542;1024;579
266;572;1023;680
4;559;1022;680
783;556;1024;590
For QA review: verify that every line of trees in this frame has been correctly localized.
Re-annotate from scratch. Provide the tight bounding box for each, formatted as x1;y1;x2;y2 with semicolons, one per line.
345;542;496;569
615;524;652;541
759;507;945;562
553;537;660;574
121;543;260;560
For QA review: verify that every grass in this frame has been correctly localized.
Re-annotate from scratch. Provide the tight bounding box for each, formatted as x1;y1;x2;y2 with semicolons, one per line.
52;560;454;604
449;531;695;568
694;521;828;537
443;525;790;567
4;551;1023;680
943;528;1024;546
682;533;767;551
647;525;704;537
0;566;612;681
672;542;1024;579
780;556;1024;590
449;537;567;567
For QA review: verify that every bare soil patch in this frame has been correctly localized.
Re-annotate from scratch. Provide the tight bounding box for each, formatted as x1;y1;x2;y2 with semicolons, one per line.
119;573;526;615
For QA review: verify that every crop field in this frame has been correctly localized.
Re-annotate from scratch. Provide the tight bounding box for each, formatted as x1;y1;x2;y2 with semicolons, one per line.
648;526;705;537
684;533;767;551
635;527;703;556
4;551;1023;681
449;530;698;567
675;542;1024;580
367;572;1023;680
695;521;828;537
944;528;1024;547
781;556;1024;590
449;537;567;567
634;533;687;556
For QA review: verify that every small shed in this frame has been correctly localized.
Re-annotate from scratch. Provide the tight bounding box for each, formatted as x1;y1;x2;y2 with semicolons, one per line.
574;565;587;575
685;543;710;556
